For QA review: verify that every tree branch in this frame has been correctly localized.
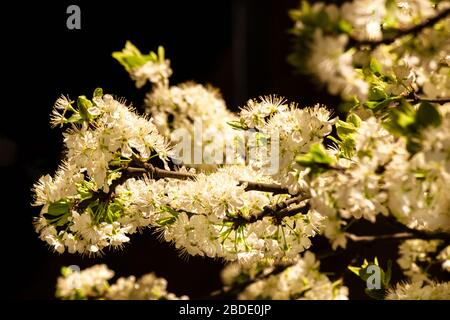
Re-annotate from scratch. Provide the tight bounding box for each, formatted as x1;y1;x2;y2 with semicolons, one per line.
382;216;450;242
349;7;450;49
126;163;292;194
346;232;417;242
406;92;450;104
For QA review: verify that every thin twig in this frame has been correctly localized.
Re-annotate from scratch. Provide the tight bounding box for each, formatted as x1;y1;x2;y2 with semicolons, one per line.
346;232;417;242
126;164;292;194
406;92;450;104
348;7;450;49
381;217;450;241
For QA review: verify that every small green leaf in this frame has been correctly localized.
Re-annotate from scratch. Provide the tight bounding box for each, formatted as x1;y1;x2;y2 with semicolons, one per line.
384;260;392;287
336;120;357;140
156;216;177;226
47;199;71;216
368;85;387;101
160;205;180;217
93;87;103;99
227;120;249;130
66;113;82;124
61;266;72;277
369;58;383;76
415;102;441;128
338;19;352;33
77;95;93;121
346;113;361;128
296;143;334;174
112;41;165;74
348;266;361;276
158;46;165;63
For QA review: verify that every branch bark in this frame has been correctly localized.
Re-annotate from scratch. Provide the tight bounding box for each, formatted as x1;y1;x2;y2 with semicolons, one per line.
126;163;292;194
346;232;417;242
406;92;450;104
348;7;450;49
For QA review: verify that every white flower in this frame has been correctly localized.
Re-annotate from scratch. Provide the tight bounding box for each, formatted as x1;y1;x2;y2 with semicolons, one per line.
227;252;348;300
307;30;368;101
56;264;114;299
386;281;450;300
132;59;172;88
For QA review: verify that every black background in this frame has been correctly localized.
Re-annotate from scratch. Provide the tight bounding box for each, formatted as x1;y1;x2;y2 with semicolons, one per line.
2;0;406;300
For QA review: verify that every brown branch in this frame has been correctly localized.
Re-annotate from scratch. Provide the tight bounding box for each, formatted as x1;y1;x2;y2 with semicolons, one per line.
126;163;292;194
382;216;450;242
224;203;310;227
406;92;450;104
346;232;417;242
348;7;450;49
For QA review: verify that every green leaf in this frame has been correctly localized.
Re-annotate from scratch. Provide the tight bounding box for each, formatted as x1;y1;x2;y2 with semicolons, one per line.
369;58;383;76
156;216;177;226
47;199;71;216
160;205;180;217
106;200;124;223
295;143;334;171
93;87;103;99
227;120;249;131
415;102;441;128
384;99;416;136
112;41;162;73
66;113;82;124
77;95;93;121
61;266;73;277
340;137;357;158
338;19;352;33
158;46;165;63
368;85;387;101
348;266;361;276
336;120;357;140
384;260;392;287
346;113;361;128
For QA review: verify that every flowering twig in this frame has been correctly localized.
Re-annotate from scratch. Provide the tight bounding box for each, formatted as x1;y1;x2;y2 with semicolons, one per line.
349;7;450;49
125;164;292;194
225;203;311;228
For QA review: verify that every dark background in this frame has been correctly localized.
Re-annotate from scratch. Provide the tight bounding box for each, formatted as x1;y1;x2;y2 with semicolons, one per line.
2;0;402;300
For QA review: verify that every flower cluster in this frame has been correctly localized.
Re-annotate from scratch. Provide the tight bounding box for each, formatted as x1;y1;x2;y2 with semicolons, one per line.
221;251;348;300
113;41;172;88
33;26;450;300
32;91;170;254
56;264;187;300
119;166;322;265
397;239;447;283
56;264;113;299
385;104;450;232
236;96;335;194
288;0;450;102
114;42;239;171
145;82;238;169
307;116;400;249
386;281;450;300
